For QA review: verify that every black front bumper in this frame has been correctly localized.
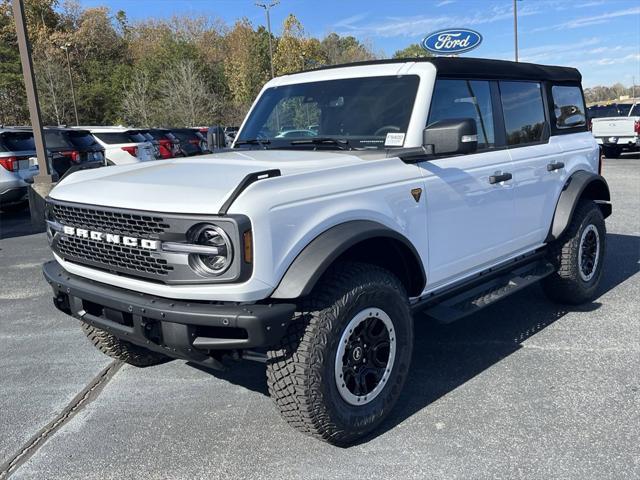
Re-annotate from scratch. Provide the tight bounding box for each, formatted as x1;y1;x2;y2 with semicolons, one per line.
43;260;296;365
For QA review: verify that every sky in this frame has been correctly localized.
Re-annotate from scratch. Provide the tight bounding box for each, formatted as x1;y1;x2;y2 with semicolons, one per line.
79;0;640;88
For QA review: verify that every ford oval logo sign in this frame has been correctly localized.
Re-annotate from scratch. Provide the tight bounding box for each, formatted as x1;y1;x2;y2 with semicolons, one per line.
421;28;483;55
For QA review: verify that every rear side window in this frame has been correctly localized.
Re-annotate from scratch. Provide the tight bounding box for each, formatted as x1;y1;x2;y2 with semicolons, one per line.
43;130;72;149
93;132;134;144
0;132;35;152
499;81;546;146
630;104;640;116
552;86;586;129
171;130;198;141
127;131;148;143
428;79;495;148
67;131;99;148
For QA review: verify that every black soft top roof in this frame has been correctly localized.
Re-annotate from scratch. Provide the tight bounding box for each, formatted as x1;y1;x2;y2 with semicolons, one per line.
303;57;582;83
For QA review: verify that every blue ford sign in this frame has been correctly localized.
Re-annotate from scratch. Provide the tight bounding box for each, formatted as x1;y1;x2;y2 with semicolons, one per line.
421;28;483;55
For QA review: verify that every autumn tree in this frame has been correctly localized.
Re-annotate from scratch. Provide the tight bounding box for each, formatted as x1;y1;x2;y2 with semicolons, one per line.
223;19;270;108
392;43;432;59
273;14;326;75
159;59;217;126
321;33;376;65
120;69;156;127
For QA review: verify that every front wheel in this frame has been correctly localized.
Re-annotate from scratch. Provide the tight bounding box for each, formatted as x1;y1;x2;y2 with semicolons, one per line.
267;262;413;445
542;200;606;305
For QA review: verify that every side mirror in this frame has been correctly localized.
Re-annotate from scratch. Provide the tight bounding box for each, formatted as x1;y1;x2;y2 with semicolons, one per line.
207;125;227;150
423;118;478;155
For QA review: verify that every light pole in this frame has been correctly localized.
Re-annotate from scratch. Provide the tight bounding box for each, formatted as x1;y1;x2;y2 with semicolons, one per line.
513;0;522;62
256;1;279;78
12;0;53;228
60;42;79;125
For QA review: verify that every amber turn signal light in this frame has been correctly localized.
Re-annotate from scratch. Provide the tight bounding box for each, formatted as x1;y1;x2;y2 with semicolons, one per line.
243;230;253;263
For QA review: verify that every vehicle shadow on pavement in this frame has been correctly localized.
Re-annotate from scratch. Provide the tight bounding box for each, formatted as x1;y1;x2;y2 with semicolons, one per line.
188;233;639;444
0;208;40;240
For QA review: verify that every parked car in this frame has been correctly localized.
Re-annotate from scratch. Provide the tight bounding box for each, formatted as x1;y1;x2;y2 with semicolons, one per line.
43;127;106;178
83;127;157;165
148;128;179;159
0;127;38;210
43;57;610;445
168;128;206;156
274;129;318;138
0;126;104;194
591;102;640;157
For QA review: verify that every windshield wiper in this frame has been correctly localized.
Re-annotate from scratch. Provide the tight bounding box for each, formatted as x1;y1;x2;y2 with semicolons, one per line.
234;138;271;149
289;137;351;150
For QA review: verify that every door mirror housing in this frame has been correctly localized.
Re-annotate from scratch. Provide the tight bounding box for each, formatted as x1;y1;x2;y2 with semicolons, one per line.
423;118;478;155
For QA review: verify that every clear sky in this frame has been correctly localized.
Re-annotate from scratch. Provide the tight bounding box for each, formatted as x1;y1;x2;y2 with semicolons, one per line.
78;0;640;88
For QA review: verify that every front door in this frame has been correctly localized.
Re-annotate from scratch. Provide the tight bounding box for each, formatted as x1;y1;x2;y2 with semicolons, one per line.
417;78;518;287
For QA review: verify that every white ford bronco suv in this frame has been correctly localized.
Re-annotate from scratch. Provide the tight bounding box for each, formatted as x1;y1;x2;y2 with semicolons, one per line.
43;58;611;445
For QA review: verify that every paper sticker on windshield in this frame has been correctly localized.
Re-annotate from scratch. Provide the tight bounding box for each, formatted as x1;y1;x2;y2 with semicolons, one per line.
385;132;405;147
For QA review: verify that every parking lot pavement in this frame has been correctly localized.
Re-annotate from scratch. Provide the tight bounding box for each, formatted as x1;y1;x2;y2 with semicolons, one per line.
1;156;638;479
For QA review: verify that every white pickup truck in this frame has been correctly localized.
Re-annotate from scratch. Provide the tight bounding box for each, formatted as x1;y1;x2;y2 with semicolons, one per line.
591;102;640;158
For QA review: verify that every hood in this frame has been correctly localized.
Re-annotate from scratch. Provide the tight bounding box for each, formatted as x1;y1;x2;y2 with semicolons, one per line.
49;149;367;214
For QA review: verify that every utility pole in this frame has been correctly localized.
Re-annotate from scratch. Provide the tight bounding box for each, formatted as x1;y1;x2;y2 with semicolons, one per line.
256;1;279;78
12;0;53;228
513;0;519;62
61;42;79;126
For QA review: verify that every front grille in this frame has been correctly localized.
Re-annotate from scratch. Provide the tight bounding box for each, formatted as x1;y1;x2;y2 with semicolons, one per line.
56;236;173;276
52;203;170;238
47;199;249;285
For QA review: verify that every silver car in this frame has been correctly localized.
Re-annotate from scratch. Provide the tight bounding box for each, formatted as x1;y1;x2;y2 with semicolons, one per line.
0;127;39;210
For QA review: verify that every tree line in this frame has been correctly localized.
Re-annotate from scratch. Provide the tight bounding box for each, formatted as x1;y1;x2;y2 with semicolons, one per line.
5;1;627;128
583;83;639;106
1;0;429;128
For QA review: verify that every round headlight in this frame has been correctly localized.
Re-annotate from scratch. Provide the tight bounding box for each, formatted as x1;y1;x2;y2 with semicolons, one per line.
188;224;233;276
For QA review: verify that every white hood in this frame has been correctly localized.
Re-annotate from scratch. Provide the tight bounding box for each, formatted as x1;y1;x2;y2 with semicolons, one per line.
49;149;366;214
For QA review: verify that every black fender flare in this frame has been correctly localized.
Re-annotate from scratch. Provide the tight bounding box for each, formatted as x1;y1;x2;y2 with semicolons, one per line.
546;170;611;242
270;220;426;299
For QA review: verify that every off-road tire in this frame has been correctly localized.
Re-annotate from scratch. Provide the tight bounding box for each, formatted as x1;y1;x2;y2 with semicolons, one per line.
266;262;413;445
542;200;606;305
81;323;167;367
602;145;621;159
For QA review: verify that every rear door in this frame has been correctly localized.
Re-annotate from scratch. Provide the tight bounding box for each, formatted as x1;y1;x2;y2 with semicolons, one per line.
499;80;562;250
417;78;518;286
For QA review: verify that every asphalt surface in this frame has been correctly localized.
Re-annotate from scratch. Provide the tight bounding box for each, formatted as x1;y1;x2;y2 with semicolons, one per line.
0;156;638;479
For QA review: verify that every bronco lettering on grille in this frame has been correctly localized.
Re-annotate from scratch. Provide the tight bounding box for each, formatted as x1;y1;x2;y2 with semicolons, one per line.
62;225;158;250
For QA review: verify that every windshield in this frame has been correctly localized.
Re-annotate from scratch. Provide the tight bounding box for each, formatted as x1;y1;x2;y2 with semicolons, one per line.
236;75;420;149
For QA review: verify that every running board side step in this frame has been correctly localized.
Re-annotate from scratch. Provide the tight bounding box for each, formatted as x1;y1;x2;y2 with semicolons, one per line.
421;260;555;324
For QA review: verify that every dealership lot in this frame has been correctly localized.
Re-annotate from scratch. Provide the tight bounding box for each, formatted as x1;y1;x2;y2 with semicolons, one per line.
0;157;638;479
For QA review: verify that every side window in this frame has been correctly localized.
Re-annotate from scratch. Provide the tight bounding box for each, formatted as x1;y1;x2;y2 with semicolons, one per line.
428;79;495;149
552;85;586;128
499;81;546;146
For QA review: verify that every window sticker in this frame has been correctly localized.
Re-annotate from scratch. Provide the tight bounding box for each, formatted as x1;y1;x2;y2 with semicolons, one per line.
384;132;406;147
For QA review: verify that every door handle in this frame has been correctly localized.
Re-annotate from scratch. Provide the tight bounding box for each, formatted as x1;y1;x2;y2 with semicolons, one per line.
547;161;565;172
489;172;513;184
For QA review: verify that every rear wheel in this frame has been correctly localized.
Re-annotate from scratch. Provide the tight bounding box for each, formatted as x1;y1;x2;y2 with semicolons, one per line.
82;323;168;367
267;262;413;445
602;145;622;158
542;200;606;305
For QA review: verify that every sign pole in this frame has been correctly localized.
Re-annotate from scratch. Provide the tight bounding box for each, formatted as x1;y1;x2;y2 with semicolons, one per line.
513;0;519;62
12;0;53;228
